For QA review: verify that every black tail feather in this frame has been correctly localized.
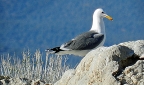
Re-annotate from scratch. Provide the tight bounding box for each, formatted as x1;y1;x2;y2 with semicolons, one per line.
46;47;63;53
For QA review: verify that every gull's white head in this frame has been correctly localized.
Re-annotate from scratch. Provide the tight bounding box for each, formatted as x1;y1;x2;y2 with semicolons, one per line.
90;8;113;33
93;8;113;21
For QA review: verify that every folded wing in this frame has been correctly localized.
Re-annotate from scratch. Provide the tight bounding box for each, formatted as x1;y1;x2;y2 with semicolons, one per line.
60;31;104;50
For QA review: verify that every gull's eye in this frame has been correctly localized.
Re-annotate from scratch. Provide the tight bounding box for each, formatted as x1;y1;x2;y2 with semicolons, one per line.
102;12;104;13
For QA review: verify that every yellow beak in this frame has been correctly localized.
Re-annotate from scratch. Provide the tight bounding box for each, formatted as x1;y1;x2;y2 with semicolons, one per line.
105;15;113;21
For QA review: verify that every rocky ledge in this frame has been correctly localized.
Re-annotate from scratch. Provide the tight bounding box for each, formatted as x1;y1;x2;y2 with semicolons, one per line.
0;76;52;85
0;40;144;85
54;40;144;85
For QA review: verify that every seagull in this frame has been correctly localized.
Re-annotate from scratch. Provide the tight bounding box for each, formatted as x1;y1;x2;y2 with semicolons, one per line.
46;8;113;57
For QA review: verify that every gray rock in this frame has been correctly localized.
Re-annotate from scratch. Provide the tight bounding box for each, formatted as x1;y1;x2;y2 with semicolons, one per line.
54;40;144;85
0;77;47;85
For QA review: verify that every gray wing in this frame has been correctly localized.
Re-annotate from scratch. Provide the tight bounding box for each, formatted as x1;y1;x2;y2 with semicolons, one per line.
60;31;104;50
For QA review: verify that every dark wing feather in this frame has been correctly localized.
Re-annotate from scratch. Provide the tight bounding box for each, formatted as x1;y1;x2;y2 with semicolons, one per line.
61;31;104;50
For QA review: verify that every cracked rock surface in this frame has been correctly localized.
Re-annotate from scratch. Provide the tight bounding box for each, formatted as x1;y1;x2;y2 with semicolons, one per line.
54;40;144;85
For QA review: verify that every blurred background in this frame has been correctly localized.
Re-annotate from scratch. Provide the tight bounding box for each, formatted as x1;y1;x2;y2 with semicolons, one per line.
0;0;144;67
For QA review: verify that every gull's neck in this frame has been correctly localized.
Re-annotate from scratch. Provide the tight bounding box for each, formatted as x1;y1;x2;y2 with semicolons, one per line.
90;17;105;34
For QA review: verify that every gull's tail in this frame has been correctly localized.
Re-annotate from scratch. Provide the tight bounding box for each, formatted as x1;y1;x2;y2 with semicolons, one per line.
45;47;63;53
